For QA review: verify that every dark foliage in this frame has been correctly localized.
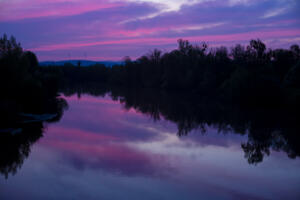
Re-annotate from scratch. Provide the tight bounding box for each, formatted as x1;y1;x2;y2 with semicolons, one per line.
43;38;300;109
0;34;68;178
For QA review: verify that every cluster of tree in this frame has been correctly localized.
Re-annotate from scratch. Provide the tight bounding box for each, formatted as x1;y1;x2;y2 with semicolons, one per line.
43;39;300;109
0;34;62;116
111;39;300;108
0;34;68;178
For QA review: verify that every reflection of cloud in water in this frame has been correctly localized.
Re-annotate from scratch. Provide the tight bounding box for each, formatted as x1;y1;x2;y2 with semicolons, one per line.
40;125;173;177
59;95;161;142
1;93;300;200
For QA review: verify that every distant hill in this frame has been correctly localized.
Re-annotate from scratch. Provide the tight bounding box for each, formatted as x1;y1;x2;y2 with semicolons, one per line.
39;60;123;67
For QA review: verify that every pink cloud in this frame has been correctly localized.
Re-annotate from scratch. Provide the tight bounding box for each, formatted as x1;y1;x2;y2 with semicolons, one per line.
0;0;122;21
2;0;299;61
31;29;300;52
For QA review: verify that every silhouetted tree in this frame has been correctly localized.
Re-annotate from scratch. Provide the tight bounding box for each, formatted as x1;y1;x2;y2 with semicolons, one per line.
40;38;300;109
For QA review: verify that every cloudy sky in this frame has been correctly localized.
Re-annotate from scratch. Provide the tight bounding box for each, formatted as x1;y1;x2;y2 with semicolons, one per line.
0;0;299;61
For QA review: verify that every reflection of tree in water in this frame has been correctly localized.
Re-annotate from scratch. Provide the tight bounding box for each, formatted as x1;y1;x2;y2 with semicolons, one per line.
242;128;299;164
60;86;300;165
108;88;300;165
0;97;68;179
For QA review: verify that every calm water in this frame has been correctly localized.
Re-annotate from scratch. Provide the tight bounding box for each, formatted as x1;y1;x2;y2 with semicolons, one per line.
1;93;300;200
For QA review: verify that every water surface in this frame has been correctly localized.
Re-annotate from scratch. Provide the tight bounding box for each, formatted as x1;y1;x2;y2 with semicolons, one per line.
1;93;300;200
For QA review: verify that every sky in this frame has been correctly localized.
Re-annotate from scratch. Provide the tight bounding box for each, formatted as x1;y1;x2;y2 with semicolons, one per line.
0;0;300;61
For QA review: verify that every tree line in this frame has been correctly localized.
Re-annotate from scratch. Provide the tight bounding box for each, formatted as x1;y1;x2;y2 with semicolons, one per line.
1;33;300;109
41;38;300;109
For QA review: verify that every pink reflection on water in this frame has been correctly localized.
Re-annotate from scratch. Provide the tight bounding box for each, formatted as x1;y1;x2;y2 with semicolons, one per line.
42;127;119;143
41;125;169;176
2;94;299;200
37;95;171;176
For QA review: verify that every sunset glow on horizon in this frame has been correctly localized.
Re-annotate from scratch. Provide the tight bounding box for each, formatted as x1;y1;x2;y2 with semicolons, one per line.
1;0;300;61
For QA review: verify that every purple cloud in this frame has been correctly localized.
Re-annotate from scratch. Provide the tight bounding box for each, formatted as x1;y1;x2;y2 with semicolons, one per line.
0;0;299;61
